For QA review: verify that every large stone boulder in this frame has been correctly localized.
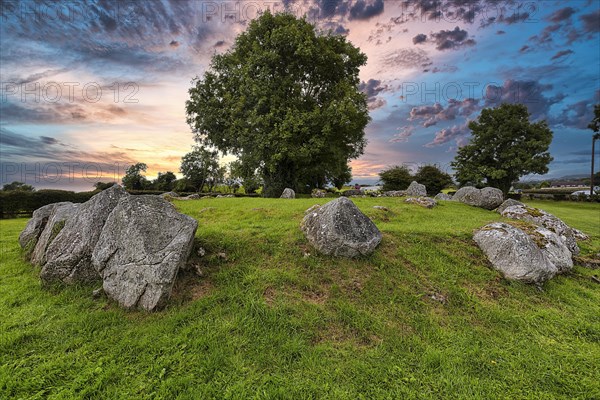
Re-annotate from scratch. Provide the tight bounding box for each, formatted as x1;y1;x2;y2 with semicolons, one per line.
434;193;452;201
160;191;179;198
383;190;406;197
19;203;59;258
453;186;504;210
40;185;128;285
474;222;563;283
500;204;580;256
301;197;382;258
280;188;295;199
91;195;198;311
342;189;362;197
496;199;524;214
405;197;437;209
31;202;80;266
311;189;327;198
406;181;427;197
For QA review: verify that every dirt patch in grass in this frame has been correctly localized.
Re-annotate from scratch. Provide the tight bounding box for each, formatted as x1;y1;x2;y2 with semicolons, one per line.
170;271;214;304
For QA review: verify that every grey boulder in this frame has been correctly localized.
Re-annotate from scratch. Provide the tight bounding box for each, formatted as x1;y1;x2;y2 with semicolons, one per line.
92;195;198;311
453;186;504;210
434;193;452;201
406;181;427;197
405;197;437;209
41;185;128;285
301;197;382;258
19;203;59;258
496;199;524;214
280;188;295;199
474;223;560;283
31;202;80;266
501;204;580;256
383;190;406;197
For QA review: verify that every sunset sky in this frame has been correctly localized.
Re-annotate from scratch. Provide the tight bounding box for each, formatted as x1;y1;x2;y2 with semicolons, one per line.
1;0;599;190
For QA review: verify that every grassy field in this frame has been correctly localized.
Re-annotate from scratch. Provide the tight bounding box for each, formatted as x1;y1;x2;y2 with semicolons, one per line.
1;198;599;399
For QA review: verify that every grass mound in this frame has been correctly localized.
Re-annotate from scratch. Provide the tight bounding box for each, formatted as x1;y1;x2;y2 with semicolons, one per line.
1;198;598;399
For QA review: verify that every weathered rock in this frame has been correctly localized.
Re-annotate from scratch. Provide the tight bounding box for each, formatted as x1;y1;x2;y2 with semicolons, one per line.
186;193;200;199
280;188;295;199
572;228;590;241
41;185;128;285
434;193;452;201
501;204;580;256
473;222;558;283
305;204;321;215
301;197;382;258
160;191;179;198
312;189;327;198
31;202;80;266
341;189;362;197
496;198;524;214
406;181;427;197
92;195;198;311
453;186;504;210
533;226;573;274
383;190;406;197
405;197;437;209
19;203;58;258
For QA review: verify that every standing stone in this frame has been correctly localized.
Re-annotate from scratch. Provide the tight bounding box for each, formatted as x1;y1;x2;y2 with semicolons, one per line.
41;185;128;285
301;197;382;257
19;203;58;258
500;204;580;256
280;188;295;199
31;202;80;266
406;181;427;197
312;189;326;198
473;222;558;283
453;186;504;210
434;193;453;201
92;195;198;311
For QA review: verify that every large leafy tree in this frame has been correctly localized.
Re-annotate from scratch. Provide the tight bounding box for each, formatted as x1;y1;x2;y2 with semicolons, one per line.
2;181;35;192
153;171;177;192
451;103;553;195
186;11;370;197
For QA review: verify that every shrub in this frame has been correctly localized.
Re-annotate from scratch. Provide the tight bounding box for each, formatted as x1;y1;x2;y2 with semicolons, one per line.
379;166;413;191
413;165;454;196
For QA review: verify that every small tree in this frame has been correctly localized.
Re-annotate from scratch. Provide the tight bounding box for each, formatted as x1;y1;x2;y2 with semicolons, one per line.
2;181;35;192
414;165;453;196
180;147;220;192
93;182;116;191
229;160;262;194
122;163;149;190
153;172;177;192
378;166;413;191
451;103;553;195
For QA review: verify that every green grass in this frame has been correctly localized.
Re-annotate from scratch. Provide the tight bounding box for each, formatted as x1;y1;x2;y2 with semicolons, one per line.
1;198;599;399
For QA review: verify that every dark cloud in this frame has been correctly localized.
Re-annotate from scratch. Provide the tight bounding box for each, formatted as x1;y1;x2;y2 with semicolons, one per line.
547;7;577;23
553;99;596;129
580;9;600;33
349;0;384;20
214;40;226;47
529;23;562;46
430;27;475;51
359;79;388;109
519;45;531;53
484;80;566;120
496;30;506;35
169;40;180;48
410;98;480;127
550;49;573;61
425;123;471;147
334;24;350;35
40;136;60;145
412;33;427;44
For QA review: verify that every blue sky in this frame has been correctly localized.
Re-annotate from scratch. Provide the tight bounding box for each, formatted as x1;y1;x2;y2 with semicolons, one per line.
1;0;599;190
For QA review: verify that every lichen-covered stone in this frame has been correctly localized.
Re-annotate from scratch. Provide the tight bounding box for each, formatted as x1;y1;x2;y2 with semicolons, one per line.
453;186;504;210
31;202;80;266
92;195;198;311
301;197;381;258
406;181;427;197
405;197;437;208
280;188;295;199
41;185;128;285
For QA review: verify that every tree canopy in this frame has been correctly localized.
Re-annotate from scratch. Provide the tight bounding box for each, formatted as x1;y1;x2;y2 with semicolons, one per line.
451;103;553;195
414;165;453;196
122;163;148;190
378;165;413;191
2;181;35;192
186;11;370;197
180;147;221;192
